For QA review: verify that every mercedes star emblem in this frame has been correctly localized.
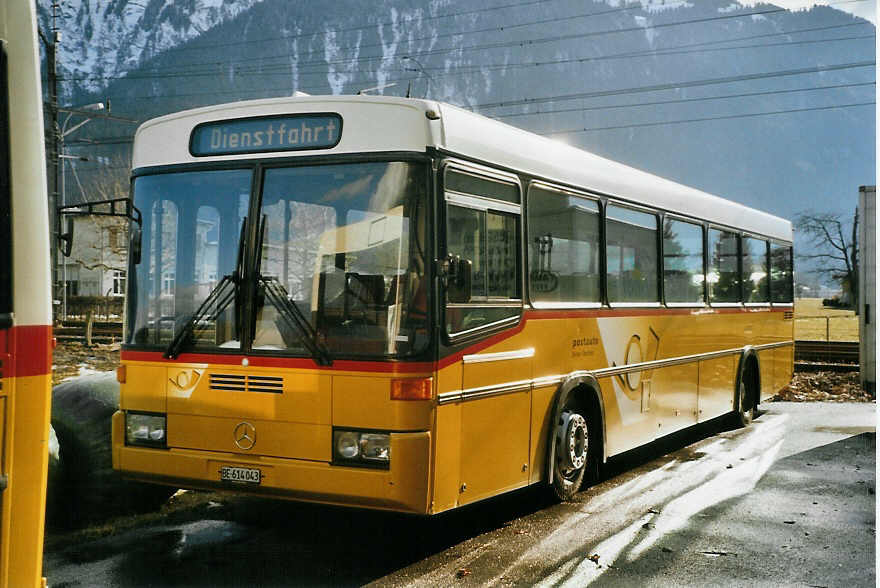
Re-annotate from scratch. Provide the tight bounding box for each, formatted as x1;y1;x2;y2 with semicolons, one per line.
233;421;256;450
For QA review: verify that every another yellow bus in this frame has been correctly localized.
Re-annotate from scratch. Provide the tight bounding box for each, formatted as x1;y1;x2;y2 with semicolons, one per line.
0;1;54;585
113;95;793;513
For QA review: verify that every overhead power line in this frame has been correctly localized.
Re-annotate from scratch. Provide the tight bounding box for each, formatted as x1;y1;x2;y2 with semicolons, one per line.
544;101;875;135
58;0;873;83
63;0;646;83
497;81;876;119
164;0;579;56
60;31;874;84
164;0;870;74
71;29;873;84
475;60;876;110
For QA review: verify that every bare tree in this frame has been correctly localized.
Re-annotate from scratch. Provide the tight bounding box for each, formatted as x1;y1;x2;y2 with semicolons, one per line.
795;208;859;307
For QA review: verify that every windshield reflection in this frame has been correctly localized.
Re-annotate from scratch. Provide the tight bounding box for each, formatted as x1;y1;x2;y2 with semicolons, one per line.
127;161;428;359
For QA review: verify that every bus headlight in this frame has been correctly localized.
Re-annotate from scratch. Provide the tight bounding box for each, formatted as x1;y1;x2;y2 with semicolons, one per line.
125;412;167;448
332;430;390;468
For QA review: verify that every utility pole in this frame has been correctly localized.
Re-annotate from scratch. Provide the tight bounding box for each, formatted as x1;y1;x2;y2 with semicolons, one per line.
39;1;62;318
39;2;62;316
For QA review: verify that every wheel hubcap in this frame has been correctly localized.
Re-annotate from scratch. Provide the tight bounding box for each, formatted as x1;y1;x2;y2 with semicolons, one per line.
557;411;588;473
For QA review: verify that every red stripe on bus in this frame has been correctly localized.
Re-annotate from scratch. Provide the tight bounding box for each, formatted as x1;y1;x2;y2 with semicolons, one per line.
120;305;789;373
120;351;437;374
0;325;53;377
523;305;789;321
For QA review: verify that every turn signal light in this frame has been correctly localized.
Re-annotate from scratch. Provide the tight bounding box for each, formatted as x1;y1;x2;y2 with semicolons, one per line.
116;365;127;384
390;377;433;401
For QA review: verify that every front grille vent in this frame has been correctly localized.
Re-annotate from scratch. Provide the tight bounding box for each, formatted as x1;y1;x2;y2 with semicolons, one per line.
783;311;794;320
209;373;283;394
247;375;283;393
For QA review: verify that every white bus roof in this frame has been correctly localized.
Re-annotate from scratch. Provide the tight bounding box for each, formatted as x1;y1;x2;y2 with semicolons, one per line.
133;95;792;242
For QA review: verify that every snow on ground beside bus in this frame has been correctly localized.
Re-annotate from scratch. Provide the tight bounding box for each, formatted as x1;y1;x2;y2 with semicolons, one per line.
52;342;119;386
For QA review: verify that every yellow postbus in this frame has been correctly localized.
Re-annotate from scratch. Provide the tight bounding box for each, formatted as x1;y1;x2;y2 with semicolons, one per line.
0;0;54;585
113;95;793;513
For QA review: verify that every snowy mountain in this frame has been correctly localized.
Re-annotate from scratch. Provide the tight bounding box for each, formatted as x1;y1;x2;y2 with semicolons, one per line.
38;0;264;95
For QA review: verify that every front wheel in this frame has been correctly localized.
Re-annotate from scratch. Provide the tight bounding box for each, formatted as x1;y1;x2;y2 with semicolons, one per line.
552;406;590;501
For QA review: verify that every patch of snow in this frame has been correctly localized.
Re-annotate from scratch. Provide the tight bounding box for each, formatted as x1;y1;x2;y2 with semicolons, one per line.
718;2;744;14
77;364;105;378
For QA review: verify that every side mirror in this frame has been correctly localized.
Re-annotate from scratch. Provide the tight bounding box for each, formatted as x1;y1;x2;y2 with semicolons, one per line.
446;254;472;304
56;198;143;263
58;216;74;257
130;222;142;265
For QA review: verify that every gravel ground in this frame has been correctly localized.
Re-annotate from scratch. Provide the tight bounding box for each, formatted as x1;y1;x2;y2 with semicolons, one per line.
52;341;121;386
773;370;874;403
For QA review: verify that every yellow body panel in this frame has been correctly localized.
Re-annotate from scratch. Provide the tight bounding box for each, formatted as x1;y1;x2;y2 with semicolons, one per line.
529;384;555;484
652;363;699;434
432;403;462;512
1;373;51;588
333;375;433;430
698;356;737;421
119;364;167;414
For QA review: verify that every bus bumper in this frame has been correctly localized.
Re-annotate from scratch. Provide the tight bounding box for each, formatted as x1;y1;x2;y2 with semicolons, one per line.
111;411;432;514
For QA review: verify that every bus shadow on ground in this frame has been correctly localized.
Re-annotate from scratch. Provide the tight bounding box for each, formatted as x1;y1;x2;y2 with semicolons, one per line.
48;414;749;587
578;432;876;588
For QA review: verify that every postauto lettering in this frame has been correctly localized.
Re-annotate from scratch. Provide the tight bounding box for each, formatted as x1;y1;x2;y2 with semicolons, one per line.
191;114;342;156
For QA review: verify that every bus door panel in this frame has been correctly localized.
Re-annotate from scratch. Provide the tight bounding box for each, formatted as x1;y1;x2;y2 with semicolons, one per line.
457;351;531;505
698;356;736;421
432;362;462;512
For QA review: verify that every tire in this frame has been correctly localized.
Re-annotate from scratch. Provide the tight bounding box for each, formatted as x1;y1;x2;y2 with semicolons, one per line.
733;379;754;428
48;373;176;528
551;401;591;501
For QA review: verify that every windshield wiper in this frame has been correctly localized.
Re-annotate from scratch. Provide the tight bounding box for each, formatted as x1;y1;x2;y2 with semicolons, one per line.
163;275;237;359
163;218;247;360
259;276;333;366
251;214;332;366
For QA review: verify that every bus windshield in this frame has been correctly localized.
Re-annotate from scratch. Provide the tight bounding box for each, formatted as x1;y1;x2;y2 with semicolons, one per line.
127;161;429;358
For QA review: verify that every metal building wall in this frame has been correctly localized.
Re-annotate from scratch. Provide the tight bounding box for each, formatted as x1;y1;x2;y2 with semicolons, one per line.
858;185;875;395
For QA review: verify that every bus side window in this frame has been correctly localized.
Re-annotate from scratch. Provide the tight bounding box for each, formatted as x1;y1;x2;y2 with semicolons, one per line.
663;218;704;304
770;242;793;303
743;237;770;303
606;204;659;303
444;168;521;336
708;228;740;303
527;185;600;304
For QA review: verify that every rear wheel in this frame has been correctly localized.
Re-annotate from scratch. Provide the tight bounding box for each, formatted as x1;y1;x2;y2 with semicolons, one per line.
552;403;590;501
734;379;754;427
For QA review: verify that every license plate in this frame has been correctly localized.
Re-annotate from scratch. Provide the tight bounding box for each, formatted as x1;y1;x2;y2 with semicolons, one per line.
220;466;261;484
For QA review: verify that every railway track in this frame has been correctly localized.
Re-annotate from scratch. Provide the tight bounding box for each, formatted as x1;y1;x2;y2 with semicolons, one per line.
54;321;123;345
794;340;859;371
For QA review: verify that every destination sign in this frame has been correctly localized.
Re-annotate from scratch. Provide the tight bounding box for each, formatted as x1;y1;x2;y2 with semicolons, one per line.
190;113;342;156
